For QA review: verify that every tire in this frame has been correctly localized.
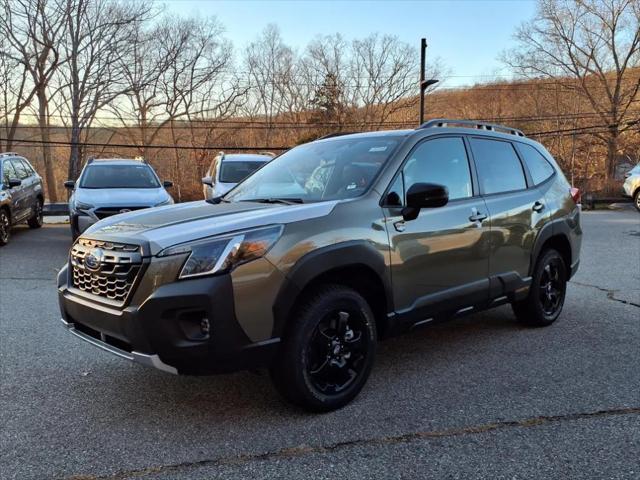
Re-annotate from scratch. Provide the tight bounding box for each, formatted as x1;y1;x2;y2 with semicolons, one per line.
0;208;10;246
270;284;377;412
633;189;640;212
27;198;43;228
512;248;567;327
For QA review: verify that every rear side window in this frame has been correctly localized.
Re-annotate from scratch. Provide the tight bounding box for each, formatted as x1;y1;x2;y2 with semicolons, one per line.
518;143;555;185
469;138;526;195
402;137;473;200
219;161;266;183
10;159;30;180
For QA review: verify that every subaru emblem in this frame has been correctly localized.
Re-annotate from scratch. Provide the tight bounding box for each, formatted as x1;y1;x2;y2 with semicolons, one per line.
84;248;104;270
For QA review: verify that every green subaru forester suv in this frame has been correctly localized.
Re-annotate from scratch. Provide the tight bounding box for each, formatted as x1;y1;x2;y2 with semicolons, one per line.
58;119;582;411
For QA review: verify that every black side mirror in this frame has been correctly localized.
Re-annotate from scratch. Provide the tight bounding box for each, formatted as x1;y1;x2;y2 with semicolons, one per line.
64;180;75;190
8;178;21;188
401;182;449;221
163;180;173;188
201;176;213;187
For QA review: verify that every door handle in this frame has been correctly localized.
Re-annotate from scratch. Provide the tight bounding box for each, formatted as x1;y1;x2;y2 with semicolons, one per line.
533;201;545;212
393;220;406;232
468;208;487;223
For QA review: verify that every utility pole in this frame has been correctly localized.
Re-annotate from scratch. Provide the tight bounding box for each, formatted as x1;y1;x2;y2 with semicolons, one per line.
419;38;439;125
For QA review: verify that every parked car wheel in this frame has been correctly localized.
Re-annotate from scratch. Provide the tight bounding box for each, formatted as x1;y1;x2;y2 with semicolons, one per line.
634;189;640;212
27;199;44;228
512;249;567;327
270;284;377;412
0;208;10;246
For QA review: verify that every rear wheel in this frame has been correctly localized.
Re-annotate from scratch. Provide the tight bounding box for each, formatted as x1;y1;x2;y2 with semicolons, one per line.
27;199;43;228
270;284;377;412
0;208;10;246
512;249;567;327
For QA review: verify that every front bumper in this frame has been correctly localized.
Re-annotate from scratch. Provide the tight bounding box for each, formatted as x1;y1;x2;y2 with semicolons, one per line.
57;264;279;375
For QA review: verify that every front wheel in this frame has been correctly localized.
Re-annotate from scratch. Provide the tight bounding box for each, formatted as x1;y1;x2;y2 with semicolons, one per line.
270;284;377;412
512;248;567;327
27;199;43;228
0;209;10;246
634;190;640;212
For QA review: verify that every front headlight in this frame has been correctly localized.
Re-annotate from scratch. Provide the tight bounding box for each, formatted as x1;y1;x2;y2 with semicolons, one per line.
157;225;283;279
74;201;94;211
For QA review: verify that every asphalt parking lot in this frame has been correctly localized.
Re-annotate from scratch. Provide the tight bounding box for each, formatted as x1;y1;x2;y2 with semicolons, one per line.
1;209;639;479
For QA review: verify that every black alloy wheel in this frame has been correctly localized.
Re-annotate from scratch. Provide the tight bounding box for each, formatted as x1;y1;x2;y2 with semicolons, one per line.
28;199;44;228
0;209;10;246
305;310;370;395
512;248;567;327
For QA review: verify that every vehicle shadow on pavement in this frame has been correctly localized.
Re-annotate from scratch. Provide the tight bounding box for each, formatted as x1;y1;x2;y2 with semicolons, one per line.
74;309;527;422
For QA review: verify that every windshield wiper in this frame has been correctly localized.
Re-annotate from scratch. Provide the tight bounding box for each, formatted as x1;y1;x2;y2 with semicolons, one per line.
206;195;230;204
242;197;304;205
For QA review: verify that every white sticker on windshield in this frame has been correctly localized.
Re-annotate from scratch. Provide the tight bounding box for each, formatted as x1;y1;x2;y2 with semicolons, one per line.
369;146;388;152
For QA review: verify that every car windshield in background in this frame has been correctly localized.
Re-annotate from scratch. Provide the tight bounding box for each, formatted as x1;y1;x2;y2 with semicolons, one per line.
225;136;402;203
219;161;266;183
79;164;160;189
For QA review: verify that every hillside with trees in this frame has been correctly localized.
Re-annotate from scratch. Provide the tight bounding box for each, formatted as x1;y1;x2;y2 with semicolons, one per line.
1;0;638;202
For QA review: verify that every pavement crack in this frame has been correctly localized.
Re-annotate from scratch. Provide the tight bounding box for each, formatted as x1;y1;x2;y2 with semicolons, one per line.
572;281;640;308
63;406;640;480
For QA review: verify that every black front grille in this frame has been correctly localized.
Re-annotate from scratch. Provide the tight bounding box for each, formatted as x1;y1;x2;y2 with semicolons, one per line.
94;206;147;219
70;239;143;304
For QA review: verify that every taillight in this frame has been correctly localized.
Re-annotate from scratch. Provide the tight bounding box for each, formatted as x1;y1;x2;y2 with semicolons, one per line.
570;187;581;204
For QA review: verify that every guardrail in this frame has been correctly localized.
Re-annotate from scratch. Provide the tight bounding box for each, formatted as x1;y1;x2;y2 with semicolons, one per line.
43;203;69;216
581;195;632;210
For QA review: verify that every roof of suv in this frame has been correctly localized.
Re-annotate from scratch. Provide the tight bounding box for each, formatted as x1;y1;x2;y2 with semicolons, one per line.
313;119;530;144
221;154;273;162
84;158;152;167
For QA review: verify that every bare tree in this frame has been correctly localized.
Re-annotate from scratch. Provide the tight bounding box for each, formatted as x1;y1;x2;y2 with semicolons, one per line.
0;34;37;151
113;15;237;199
502;0;640;180
244;25;297;143
54;0;154;180
0;0;68;201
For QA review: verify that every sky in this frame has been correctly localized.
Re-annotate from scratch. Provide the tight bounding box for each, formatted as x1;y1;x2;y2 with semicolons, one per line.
162;0;538;87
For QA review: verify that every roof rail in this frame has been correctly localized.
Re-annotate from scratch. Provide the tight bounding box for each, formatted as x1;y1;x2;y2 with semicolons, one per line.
133;156;148;164
257;151;276;157
419;119;525;137
0;152;18;158
316;131;358;140
86;156;96;164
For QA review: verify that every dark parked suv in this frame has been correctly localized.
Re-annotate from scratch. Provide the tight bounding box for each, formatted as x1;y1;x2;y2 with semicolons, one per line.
0;152;44;246
57;120;582;411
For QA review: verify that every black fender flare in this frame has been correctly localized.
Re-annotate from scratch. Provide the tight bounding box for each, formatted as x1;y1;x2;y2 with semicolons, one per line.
271;240;393;337
530;218;574;276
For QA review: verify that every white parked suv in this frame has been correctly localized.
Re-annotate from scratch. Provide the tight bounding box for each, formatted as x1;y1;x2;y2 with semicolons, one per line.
202;152;273;199
65;158;174;239
622;163;640;212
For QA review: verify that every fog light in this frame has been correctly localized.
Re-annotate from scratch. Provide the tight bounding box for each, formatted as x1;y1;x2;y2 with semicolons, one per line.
200;318;210;336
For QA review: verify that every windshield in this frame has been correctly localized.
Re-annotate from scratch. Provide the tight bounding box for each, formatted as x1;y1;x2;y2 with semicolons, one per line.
220;161;267;183
80;164;160;189
225;136;402;203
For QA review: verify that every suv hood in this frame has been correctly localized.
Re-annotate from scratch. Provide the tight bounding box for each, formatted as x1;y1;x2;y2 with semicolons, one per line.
75;187;170;207
83;200;338;255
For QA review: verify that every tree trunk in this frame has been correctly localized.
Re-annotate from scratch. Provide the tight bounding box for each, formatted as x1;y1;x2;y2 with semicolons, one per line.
605;130;619;182
37;88;57;202
68;121;82;181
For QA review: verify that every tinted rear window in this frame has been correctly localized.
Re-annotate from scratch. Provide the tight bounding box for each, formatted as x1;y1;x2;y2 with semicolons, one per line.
518;144;555;185
219;161;266;183
470;138;526;194
80;164;160;189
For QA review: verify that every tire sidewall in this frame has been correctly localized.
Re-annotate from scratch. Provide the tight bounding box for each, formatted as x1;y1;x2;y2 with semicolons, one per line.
532;249;567;324
287;287;377;411
0;209;9;245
